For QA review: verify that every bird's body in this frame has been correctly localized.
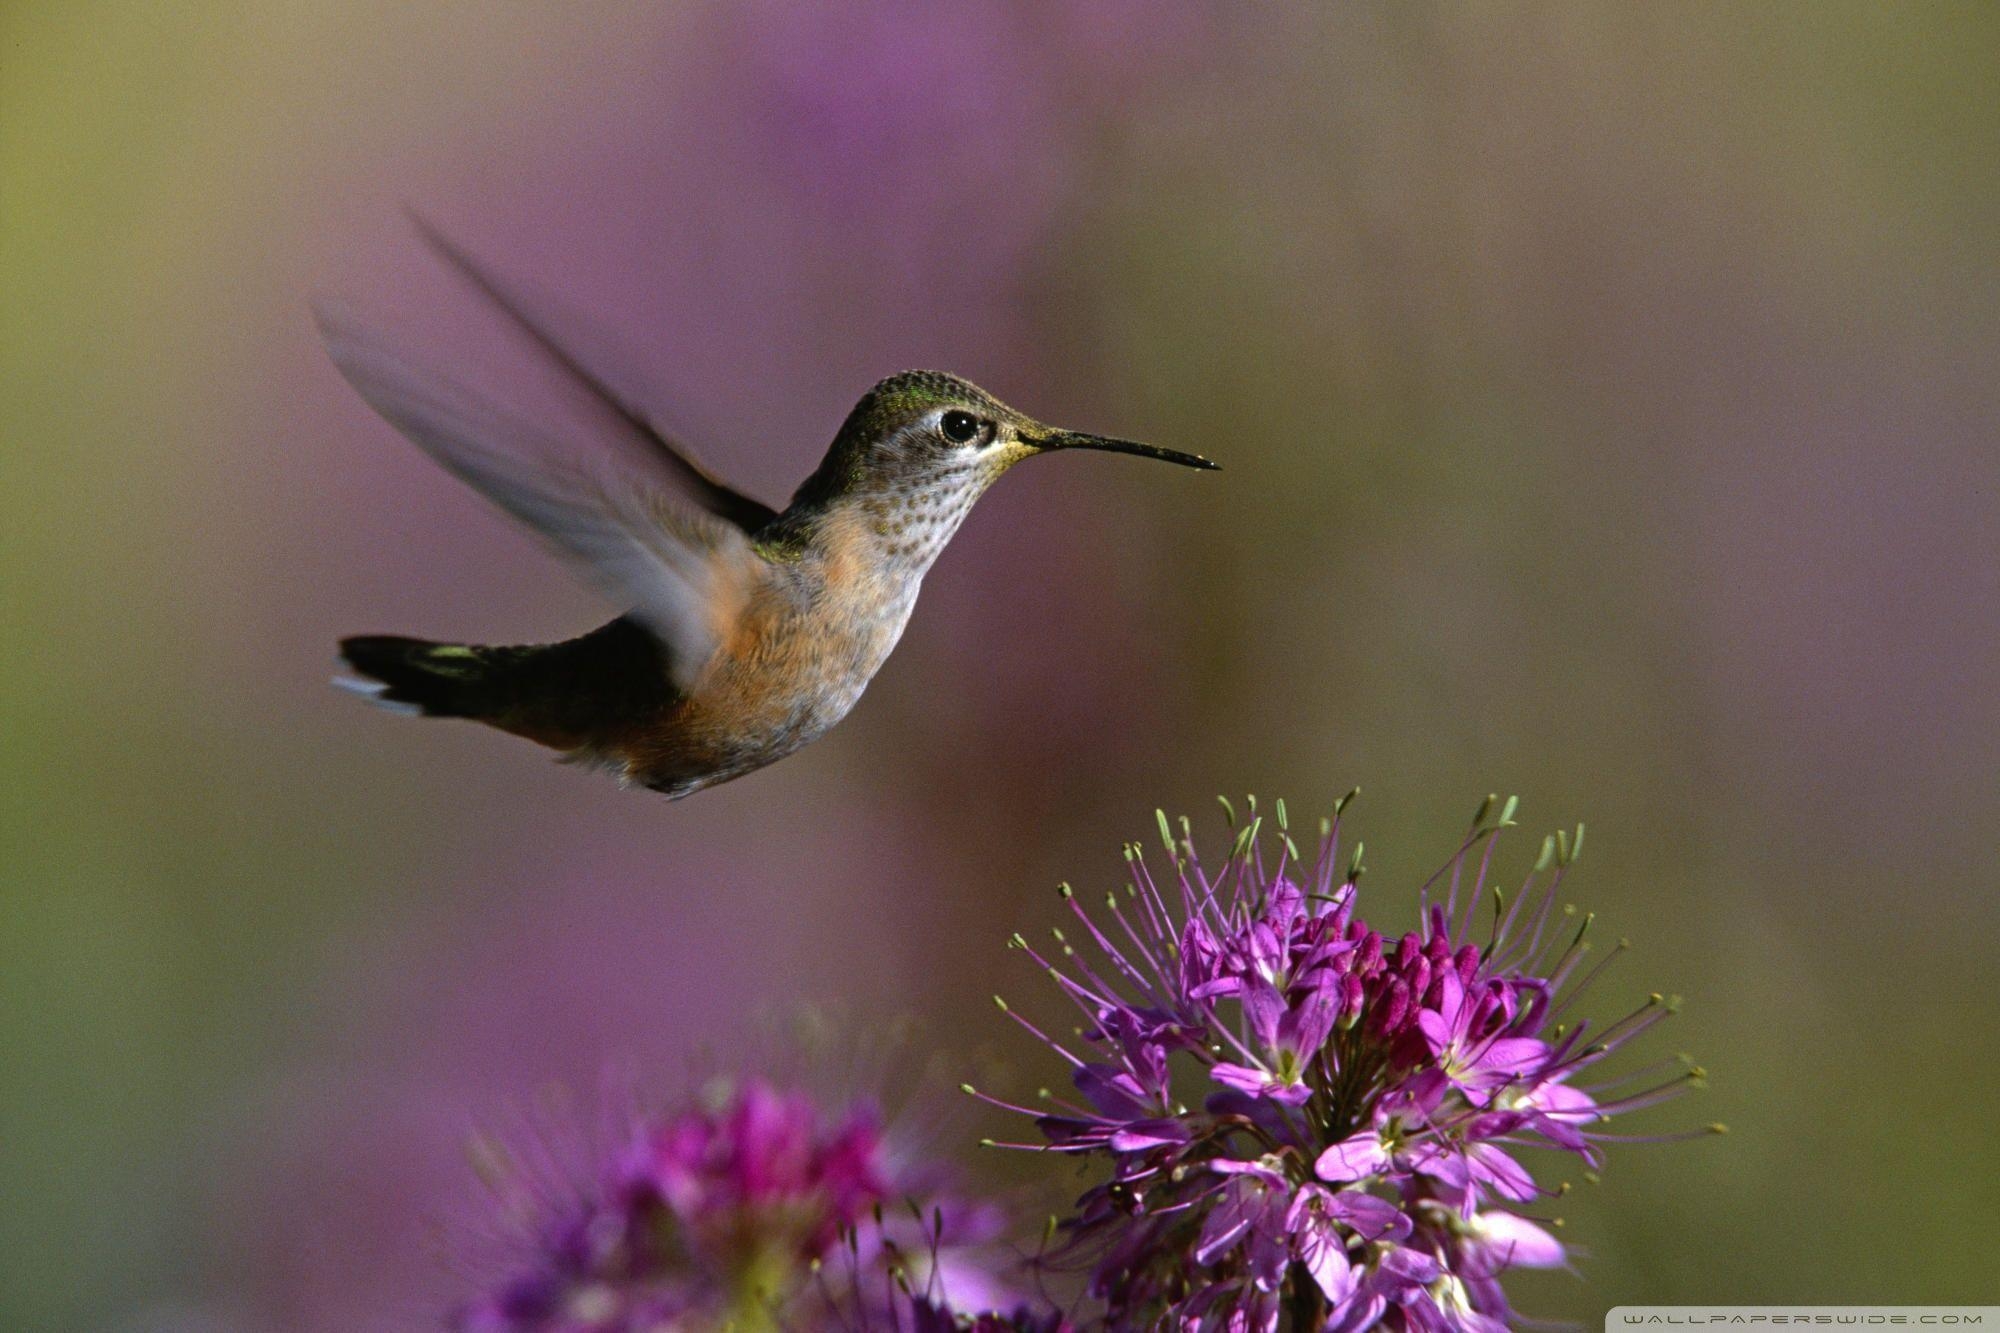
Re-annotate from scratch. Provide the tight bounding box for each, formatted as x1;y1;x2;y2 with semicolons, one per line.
324;224;1216;798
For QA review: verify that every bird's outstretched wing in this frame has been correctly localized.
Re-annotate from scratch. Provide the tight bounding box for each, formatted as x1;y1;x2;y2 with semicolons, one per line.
317;301;759;693
407;212;780;534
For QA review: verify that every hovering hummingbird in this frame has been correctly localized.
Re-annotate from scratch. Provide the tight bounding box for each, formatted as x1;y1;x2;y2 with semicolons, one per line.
321;223;1218;798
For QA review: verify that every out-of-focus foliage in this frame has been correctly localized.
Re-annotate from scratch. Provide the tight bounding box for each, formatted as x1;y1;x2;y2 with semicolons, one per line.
3;4;1995;1329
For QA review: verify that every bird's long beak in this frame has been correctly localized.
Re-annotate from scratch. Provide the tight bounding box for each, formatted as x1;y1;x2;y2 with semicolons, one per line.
1031;429;1220;471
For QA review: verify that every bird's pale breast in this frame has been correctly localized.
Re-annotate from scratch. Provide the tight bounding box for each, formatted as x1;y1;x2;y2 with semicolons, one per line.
620;514;928;796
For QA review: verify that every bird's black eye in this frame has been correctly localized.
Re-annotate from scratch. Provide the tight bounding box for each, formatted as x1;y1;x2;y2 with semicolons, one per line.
940;410;982;444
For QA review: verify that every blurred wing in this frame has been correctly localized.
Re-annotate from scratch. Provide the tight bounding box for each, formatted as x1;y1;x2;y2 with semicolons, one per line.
318;301;758;692
407;212;780;534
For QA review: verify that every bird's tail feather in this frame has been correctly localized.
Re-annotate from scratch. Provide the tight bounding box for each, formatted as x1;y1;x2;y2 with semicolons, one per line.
336;635;499;720
335;620;672;757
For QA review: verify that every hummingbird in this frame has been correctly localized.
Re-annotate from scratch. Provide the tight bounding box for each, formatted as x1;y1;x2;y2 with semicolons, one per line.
321;222;1218;798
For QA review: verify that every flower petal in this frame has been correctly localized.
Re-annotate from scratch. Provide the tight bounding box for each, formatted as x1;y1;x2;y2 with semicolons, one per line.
1211;1155;1288;1187
1297;1225;1357;1304
1324;1189;1410;1243
1325;1293;1388;1333
1242;977;1287;1049
1374;1243;1441;1289
1473;1211;1566;1269
1468;1143;1538;1202
1195;1181;1260;1265
1415;1008;1456;1056
1278;982;1342;1060
1073;1063;1152;1120
1478;1037;1550;1078
1108;1118;1192;1152
1315;1131;1390;1182
1211;1062;1273;1098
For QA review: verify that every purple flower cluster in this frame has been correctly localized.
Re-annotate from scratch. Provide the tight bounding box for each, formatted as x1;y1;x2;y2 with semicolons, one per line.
977;795;1712;1331
452;1078;1014;1332
443;796;1708;1331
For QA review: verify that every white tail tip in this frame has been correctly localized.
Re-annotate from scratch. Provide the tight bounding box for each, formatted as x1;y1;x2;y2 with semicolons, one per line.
332;675;423;716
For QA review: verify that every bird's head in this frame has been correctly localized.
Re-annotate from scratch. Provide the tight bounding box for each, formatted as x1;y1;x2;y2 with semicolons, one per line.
790;371;1217;529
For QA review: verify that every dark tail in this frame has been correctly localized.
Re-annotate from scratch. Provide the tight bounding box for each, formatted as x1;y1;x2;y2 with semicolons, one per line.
335;621;674;752
336;635;506;720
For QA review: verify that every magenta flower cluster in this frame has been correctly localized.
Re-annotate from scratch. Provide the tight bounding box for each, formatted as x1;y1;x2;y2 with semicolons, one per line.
976;796;1708;1331
447;796;1706;1330
452;1078;1013;1332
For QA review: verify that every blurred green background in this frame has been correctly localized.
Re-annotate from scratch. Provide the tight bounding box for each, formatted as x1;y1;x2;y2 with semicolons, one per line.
4;3;1997;1329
